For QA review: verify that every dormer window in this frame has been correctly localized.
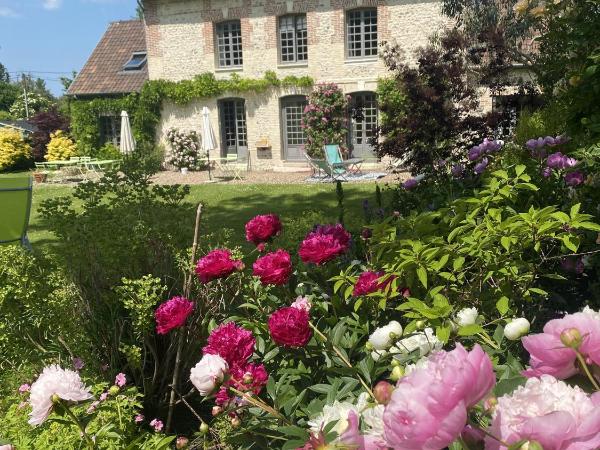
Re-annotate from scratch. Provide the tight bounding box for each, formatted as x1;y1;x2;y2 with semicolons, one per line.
123;52;147;71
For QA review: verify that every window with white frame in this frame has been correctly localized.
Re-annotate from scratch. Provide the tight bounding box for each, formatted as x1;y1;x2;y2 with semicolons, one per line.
346;9;378;59
279;14;308;63
216;21;243;68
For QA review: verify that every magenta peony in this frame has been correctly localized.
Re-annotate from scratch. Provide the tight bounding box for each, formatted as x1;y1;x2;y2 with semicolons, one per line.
195;249;243;283
353;271;395;297
522;308;600;379
299;224;351;265
268;306;312;348
245;214;282;245
383;344;495;448
203;322;256;369
486;375;600;450
229;363;269;395
154;296;195;335
252;249;293;285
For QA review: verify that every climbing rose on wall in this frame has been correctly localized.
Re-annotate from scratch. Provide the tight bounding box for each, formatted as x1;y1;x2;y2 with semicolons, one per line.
268;306;312;348
195;249;243;283
252;249;293;285
245;214;282;245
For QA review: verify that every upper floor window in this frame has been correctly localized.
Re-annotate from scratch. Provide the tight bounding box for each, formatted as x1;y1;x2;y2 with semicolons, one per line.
346;9;377;59
123;52;147;71
216;21;243;68
279;14;308;64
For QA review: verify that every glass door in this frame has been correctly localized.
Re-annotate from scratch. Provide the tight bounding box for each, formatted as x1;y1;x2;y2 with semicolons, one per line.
219;99;248;159
349;92;377;159
281;96;308;161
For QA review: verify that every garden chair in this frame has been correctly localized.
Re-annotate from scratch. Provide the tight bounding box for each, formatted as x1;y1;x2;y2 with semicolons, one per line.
324;144;364;176
215;154;246;181
304;152;346;181
0;175;33;248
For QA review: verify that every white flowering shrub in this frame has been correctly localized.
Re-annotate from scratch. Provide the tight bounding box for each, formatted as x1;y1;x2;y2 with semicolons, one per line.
166;127;204;169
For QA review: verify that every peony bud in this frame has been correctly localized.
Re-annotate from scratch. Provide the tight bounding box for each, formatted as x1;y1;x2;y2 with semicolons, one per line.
199;422;210;435
373;381;394;405
176;436;189;449
390;365;404;382
190;354;229;396
368;321;403;350
391;358;401;367
415;320;425;330
560;328;582;349
212;406;223;416
108;386;120;396
231;416;241;428
504;318;530;340
520;441;543;450
365;341;374;351
51;394;61;404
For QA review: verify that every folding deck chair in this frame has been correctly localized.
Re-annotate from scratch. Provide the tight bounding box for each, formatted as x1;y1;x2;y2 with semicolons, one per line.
0;175;33;248
324;144;364;179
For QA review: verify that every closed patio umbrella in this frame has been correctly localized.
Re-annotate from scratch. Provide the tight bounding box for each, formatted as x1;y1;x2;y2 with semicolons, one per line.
120;110;135;155
201;106;216;180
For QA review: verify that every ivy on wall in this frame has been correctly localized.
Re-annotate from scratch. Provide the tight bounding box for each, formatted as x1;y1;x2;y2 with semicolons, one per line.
70;71;314;154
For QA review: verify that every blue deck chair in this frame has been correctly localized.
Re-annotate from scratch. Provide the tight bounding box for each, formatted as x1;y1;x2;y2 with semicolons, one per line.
0;175;33;248
324;144;364;180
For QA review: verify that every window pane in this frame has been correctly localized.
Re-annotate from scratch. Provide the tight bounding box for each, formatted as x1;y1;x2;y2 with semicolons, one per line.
279;14;308;63
217;21;243;67
346;9;377;58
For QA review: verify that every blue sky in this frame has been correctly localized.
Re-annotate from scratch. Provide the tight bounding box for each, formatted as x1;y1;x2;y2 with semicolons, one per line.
0;0;138;96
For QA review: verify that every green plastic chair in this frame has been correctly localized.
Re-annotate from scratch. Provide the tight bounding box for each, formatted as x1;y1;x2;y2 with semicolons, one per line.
0;175;33;248
324;144;364;179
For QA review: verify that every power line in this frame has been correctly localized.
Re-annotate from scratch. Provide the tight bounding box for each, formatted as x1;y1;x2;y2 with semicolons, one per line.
7;70;74;75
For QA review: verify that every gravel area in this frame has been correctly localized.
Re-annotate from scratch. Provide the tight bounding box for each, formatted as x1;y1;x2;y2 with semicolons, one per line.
151;169;407;185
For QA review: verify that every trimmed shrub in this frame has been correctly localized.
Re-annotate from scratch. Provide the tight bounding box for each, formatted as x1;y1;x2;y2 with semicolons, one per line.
45;130;78;161
0;129;32;171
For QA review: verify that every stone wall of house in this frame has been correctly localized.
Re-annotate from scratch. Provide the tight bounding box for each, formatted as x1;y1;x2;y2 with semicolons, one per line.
145;0;450;170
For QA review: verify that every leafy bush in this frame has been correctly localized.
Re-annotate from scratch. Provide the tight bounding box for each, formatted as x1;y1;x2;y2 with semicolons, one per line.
45;130;78;161
9;92;52;120
0;128;32;171
96;142;121;160
29;108;70;161
303;83;348;158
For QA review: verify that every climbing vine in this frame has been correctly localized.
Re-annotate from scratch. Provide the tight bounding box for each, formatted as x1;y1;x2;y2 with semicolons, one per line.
70;71;314;154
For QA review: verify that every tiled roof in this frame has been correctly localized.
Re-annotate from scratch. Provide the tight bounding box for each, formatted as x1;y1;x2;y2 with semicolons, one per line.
68;20;148;96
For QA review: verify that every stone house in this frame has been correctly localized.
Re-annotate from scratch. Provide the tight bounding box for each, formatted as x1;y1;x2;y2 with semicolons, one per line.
142;0;448;170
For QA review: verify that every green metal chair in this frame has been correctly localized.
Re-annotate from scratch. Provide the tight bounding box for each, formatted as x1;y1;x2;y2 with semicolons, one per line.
324;144;364;179
0;175;33;248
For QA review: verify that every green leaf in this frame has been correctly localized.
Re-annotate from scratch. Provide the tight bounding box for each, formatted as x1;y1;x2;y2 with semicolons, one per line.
416;266;428;288
453;256;465;271
563;235;580;252
570;203;581;219
500;236;511;251
457;324;485;336
515;164;526;176
436;324;451;343
496;296;510;315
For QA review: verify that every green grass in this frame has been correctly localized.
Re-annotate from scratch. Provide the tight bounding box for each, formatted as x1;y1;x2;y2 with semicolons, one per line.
23;181;390;249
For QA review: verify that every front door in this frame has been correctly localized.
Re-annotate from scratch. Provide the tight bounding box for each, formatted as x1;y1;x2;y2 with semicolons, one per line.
349;92;377;159
281;96;307;161
219;99;248;159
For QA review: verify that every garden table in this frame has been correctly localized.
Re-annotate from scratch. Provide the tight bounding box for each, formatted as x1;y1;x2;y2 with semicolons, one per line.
210;156;246;181
82;159;122;180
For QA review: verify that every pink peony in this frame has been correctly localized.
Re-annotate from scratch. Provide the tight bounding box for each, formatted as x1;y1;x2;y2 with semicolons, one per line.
299;224;351;265
134;414;144;424
229;363;269;395
353;271;395;297
522;308;600;379
338;411;389;450
252;249;293;285
115;372;127;387
245;214;282;245
486;375;600;450
155;296;195;335
268;306;312;348
291;296;312;312
150;418;164;433
203;322;256;369
383;344;495;448
28;365;93;426
195;249;243;283
19;384;30;394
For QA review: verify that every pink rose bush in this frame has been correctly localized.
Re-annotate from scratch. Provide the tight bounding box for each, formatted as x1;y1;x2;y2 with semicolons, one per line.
245;214;282;245
154;296;195;335
268;306;312;348
195;249;243;283
252;249;293;285
299;224;351;265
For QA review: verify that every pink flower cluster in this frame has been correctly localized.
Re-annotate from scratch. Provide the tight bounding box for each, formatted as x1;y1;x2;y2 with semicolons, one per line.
353;271;395;297
245;214;282;246
268;306;312;348
299;224;351;265
154;296;195;335
195;249;243;283
253;249;292;286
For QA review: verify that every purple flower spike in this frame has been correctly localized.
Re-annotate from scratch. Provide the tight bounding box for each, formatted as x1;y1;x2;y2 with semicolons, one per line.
543;136;556;146
474;157;489;175
526;139;538;150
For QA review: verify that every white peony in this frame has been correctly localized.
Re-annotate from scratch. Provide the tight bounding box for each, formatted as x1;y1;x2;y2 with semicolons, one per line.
504;318;530;340
356;392;385;439
581;306;600;321
368;321;403;351
403;356;431;375
392;327;442;357
455;307;478;327
371;349;388;362
190;354;228;395
308;401;357;435
28;365;93;426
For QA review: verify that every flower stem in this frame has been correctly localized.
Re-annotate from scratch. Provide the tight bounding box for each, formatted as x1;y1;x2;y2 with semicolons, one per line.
58;400;97;450
470;422;510;447
228;387;291;424
309;322;375;398
576;351;600;391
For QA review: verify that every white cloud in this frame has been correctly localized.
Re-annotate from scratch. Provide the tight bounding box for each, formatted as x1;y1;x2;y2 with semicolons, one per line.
0;6;19;17
43;0;63;10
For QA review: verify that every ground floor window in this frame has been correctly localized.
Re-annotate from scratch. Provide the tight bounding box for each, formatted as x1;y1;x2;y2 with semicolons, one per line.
348;91;377;159
281;95;308;161
492;94;542;138
219;98;248;159
99;116;120;147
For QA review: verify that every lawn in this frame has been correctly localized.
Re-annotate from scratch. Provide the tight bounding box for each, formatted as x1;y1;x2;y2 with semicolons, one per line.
25;180;391;249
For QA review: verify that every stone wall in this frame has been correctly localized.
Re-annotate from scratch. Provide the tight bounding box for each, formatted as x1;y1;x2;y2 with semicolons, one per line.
144;0;450;169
